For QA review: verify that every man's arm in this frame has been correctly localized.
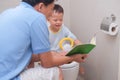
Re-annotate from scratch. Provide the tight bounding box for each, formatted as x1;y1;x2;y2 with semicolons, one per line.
28;54;40;68
39;51;87;68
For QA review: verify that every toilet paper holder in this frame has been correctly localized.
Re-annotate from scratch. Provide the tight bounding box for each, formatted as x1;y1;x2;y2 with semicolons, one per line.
100;14;119;36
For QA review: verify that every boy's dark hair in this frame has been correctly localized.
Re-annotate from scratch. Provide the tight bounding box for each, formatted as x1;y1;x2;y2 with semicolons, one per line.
53;4;64;14
22;0;54;7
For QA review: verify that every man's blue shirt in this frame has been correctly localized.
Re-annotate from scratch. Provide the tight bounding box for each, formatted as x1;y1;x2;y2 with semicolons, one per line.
0;2;50;80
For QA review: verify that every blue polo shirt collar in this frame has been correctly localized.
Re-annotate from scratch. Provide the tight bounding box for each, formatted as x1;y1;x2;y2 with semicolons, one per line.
20;2;35;10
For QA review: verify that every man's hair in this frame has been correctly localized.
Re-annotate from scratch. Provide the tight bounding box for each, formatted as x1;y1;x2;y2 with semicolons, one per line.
22;0;54;6
53;4;64;14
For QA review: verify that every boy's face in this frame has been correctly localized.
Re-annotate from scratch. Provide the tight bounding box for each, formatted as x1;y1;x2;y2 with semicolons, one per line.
49;11;63;31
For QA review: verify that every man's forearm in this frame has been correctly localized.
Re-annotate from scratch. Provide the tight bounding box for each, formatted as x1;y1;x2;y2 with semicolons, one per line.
39;51;74;68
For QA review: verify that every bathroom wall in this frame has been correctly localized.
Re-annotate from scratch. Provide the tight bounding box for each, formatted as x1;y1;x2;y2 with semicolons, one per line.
0;0;20;13
58;0;120;80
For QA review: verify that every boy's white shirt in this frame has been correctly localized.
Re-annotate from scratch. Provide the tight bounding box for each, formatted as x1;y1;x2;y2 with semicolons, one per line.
47;21;77;52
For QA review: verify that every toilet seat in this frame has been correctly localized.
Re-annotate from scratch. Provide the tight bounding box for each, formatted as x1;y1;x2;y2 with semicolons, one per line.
60;61;80;80
60;61;79;69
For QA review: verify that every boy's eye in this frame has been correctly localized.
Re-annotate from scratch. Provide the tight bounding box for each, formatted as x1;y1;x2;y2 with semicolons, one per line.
59;19;63;21
53;19;57;22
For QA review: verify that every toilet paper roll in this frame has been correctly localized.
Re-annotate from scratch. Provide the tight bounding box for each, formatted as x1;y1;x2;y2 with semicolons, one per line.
100;22;119;36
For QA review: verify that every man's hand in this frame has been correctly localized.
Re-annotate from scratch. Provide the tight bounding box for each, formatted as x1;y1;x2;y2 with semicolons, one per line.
59;51;67;56
71;54;88;63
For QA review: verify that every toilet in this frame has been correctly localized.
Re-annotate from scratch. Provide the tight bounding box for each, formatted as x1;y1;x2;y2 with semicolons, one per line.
58;38;80;80
60;61;80;80
34;61;80;80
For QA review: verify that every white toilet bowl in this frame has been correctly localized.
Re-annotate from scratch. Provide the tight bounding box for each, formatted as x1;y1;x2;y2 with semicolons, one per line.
60;61;80;80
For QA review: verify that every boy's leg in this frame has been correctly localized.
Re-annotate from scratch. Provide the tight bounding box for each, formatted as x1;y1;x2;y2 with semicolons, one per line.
20;65;59;80
58;67;64;80
79;66;85;75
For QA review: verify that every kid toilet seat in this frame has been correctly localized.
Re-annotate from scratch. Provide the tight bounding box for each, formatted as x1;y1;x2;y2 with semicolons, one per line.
59;38;80;80
60;61;79;69
60;61;80;80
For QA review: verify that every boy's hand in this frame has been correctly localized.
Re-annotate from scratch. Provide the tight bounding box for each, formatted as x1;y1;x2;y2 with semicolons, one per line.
74;40;82;45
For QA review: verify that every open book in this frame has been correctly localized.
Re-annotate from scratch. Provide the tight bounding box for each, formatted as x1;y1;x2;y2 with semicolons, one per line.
66;35;96;56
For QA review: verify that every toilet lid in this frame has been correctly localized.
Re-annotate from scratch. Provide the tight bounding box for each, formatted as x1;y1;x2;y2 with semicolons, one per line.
60;61;79;69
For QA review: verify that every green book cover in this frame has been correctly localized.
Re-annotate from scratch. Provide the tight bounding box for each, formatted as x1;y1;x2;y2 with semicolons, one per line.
66;35;96;56
66;44;96;56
